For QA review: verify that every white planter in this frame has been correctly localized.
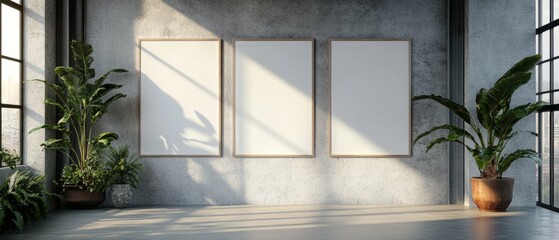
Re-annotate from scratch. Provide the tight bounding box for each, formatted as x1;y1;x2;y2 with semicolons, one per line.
110;184;133;208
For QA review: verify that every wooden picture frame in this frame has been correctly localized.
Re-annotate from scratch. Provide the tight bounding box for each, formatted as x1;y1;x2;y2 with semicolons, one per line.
329;39;412;157
138;39;222;157
233;39;315;157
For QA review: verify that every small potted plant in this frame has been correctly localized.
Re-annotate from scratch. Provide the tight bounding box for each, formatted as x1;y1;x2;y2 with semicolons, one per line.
30;40;128;209
106;145;143;208
0;147;21;169
413;54;546;211
0;148;59;234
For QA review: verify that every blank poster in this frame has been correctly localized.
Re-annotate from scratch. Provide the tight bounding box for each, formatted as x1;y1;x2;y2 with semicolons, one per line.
234;39;314;157
140;39;221;156
330;39;411;157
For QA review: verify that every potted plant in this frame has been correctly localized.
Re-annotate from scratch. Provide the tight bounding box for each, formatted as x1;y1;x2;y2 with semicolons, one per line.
413;54;546;211
106;145;143;208
0;149;58;234
30;40;128;209
0;147;21;169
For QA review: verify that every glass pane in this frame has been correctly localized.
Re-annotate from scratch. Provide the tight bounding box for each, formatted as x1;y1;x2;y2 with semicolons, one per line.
554;28;559;57
542;31;550;60
541;62;551;92
1;4;21;60
11;0;21;4
1;108;20;156
1;59;21;105
537;111;541;202
536;64;540;93
543;0;551;26
541;93;550;103
542;111;551;204
554;61;559;91
537;0;540;27
537;33;540;59
555;0;559;20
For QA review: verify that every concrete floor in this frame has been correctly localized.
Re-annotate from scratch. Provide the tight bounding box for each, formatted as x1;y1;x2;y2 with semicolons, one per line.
4;205;559;240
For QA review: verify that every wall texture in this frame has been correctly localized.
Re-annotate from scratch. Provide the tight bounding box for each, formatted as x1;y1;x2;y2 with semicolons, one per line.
25;0;57;200
86;0;449;205
465;0;536;206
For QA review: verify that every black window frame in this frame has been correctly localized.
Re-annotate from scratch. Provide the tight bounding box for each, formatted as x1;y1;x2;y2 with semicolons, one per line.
536;0;559;212
0;0;23;168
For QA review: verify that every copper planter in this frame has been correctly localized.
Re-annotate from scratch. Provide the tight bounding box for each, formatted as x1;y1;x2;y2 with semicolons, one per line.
471;177;514;212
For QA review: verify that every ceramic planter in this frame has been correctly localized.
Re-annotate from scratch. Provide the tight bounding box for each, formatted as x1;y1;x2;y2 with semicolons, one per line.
471;177;514;212
110;184;133;208
63;185;105;209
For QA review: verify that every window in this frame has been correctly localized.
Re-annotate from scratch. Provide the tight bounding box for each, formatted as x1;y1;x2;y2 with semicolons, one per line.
0;0;22;167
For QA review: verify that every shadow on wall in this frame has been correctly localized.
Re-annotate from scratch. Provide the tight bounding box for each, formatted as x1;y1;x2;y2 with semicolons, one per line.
139;73;243;204
139;70;219;155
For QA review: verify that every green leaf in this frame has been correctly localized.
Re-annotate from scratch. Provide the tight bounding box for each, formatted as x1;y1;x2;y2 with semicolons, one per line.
71;40;94;79
44;98;64;110
494;101;547;137
492;54;541;114
90;83;123;101
29;79;64;95
414;124;477;146
12;211;24;231
425;137;471;152
413;94;473;125
472;146;499;171
499;54;541;80
0;204;5;226
103;93;126;107
498;149;541;174
478;72;533;122
93;69;128;88
28;124;58;134
57;111;73;126
91;132;119;149
54;66;81;95
475;88;490;128
41;138;71;151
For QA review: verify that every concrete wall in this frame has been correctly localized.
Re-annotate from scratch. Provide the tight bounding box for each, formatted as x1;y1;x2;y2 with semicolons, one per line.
465;0;537;206
86;0;449;205
25;0;57;196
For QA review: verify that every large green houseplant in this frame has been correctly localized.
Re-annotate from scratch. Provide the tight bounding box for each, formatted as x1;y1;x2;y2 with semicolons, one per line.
414;54;546;211
30;40;128;208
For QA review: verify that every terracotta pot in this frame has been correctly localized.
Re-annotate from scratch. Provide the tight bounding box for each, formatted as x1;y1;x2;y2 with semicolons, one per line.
63;185;105;209
471;177;514;212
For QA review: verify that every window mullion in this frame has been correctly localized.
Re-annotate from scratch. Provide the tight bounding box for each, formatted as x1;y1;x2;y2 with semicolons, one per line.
0;2;4;167
18;0;22;164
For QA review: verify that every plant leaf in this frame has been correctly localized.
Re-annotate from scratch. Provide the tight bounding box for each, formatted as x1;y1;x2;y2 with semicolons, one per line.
425;137;472;152
12;211;24;231
29;79;64;95
472;146;499;171
481;72;532;118
494;101;547;137
499;54;541;80
93;69;128;88
414;124;478;148
413;94;473;125
91;132;119;149
498;149;541;174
